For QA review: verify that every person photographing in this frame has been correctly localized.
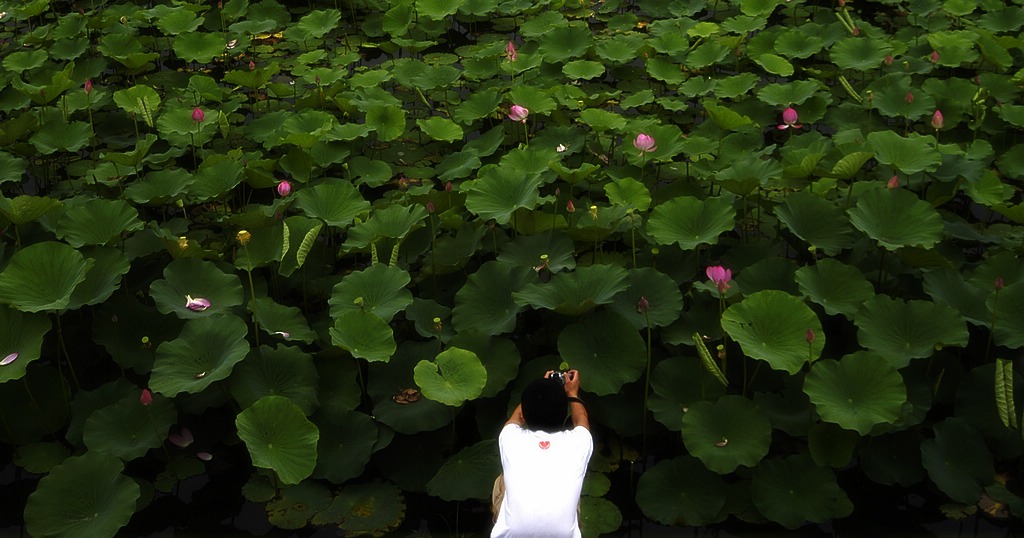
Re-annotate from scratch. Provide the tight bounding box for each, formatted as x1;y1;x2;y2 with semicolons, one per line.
491;369;592;538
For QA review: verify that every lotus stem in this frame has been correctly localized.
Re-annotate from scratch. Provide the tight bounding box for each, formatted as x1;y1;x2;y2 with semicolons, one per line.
54;313;80;393
641;311;652;459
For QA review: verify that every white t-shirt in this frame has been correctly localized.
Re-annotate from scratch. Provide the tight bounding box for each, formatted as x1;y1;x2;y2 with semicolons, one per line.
491;423;594;538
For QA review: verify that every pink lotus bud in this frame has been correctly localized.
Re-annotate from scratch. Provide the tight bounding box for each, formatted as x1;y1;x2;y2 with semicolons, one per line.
277;180;292;197
567;200;575;213
192;107;205;123
777;107;802;130
887;175;899;189
508;105;529;123
445;181;453;192
505;41;517;62
930;50;939;63
636;296;650;313
84;79;93;94
931;110;944;130
905;91;914;104
884;54;893;65
852;27;859;35
805;328;815;344
633;133;657;154
995;277;1005;290
140;389;153;406
185;295;212;312
426;201;435;213
249;60;255;70
706;265;732;294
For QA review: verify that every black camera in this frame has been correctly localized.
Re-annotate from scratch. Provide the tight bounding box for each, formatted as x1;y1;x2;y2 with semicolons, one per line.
550;371;568;385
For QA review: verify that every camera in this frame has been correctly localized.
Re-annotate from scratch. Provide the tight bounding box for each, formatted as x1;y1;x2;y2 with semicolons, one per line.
550;371;569;385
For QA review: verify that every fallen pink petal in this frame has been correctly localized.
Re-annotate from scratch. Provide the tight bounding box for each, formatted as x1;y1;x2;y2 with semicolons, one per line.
169;427;194;448
1;352;18;366
197;452;213;461
185;295;212;311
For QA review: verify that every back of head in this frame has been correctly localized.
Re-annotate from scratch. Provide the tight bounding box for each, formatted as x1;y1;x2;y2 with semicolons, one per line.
521;378;568;433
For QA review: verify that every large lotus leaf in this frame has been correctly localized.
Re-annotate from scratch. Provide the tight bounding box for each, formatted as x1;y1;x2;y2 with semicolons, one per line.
230;345;319;415
294;181;370;229
921;417;995;504
312;408;378;484
451;262;536;335
866;131;942;175
581;496;622;537
646;196;735;250
605;177;652;212
67;247;131;310
328;264;412;323
64;379;137;448
0;241;90;313
794;258;876;318
649;356;727;432
465;166;546;225
149;257;244;319
750;455;852;529
635;456;727;526
14;441;71;474
721;291;824;374
0;307;50;384
24;451;140;538
830;36;892;71
513;264;629;316
316;359;362;415
311;481;405;535
847;186;944;250
417;116;464;142
922;269;988;328
0;152;27;186
681;396;772;474
608;267;684;329
426;439;500;501
862;430;927;486
803;354;906;434
187;155;243;200
557;311;646;396
988;282;1024;348
236;395;319;485
774;191;858;254
854;295;968;368
173;31;226;63
0;195;62;224
366;104;406;141
124;169;195;204
448;333;521;398
112;84;161;127
954;364;1024;460
150;315;250;397
265;480;332;530
497;232;577;273
329;310;396;362
93;296;183;375
343;204;428;249
414;347;486;406
537;23;592;62
249;297;316;344
808;422;858;468
83;393;176;461
368;341;456;434
30;120;92;154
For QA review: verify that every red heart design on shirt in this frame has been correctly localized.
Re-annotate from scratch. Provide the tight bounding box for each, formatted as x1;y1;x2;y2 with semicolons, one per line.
539;441;551;450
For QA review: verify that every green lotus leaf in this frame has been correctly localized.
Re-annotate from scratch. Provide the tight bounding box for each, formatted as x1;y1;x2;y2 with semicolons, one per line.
0;307;51;384
416;116;464;142
775;191;858;255
581;496;623;537
24;452;140;538
862;430;927;486
329;310;396;362
794;258;876;318
453;90;501;124
681;395;772;474
30;120;92;154
808;422;858;468
721;291;824;374
686;41;731;68
347;156;393;188
465;167;546;225
509;85;557;115
236;395;320;485
67;246;131;310
854;295;968;368
921;418;995;503
55;199;143;247
3;49;48;73
557;311;646;396
497;232;576;273
113;84;162;127
605;177;652;213
988;282;1024;348
830;36;892;71
538;23;592;62
953;364;1023;459
286;8;341;40
563;60;605;80
923;267;989;327
0;195;62;224
328;264;413;323
646;196;735;250
149;257;244;319
927;31;979;66
715;73;760;99
65;379;137;447
0;364;68;444
649;356;727;432
848;186;944;250
750;455;852;529
187;154;243;200
804;354;907;435
316;359;362;415
635;455;727;526
294;179;370;227
311;481;405;535
608;267;684;329
414;347;486;406
596;33;646;64
773;31;825;59
579;108;627;131
250;296;316;344
417;0;462;20
173;31;227;63
266;480;332;530
230;345;319;414
366;104;406;142
514;264;630;316
124;169;195;204
715;154;783;195
313;408;378;484
753;53;794;76
368;341;455;434
448;333;521;398
14;441;71;474
866;131;942;175
343;204;428;249
93;296;183;375
829;151;874;179
153;7;203;34
869;74;937;119
0;241;90;313
452;261;538;335
84;392;176;461
150;315;250;397
426;439;500;501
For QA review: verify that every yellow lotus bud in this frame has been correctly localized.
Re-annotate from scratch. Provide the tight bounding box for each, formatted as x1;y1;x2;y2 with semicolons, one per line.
236;229;251;245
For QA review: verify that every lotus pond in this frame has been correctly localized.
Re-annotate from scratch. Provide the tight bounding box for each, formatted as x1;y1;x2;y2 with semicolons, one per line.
2;0;1024;535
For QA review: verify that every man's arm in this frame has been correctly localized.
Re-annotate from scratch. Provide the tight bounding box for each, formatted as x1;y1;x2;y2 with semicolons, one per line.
561;370;589;431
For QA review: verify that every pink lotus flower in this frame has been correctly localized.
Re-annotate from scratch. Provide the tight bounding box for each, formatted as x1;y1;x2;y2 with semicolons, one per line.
931;110;944;130
706;265;732;294
169;427;194;448
185;295;212;311
887;175;899;189
1;352;18;366
192;107;205;123
277;180;292;197
508;105;529;123
140;389;153;406
505;41;517;62
84;79;93;94
777;107;802;130
633;133;657;155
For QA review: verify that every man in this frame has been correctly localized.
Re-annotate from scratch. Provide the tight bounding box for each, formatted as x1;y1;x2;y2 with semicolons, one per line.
491;370;592;538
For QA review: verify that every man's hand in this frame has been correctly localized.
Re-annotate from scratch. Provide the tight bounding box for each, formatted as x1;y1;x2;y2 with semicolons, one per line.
562;369;581;398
